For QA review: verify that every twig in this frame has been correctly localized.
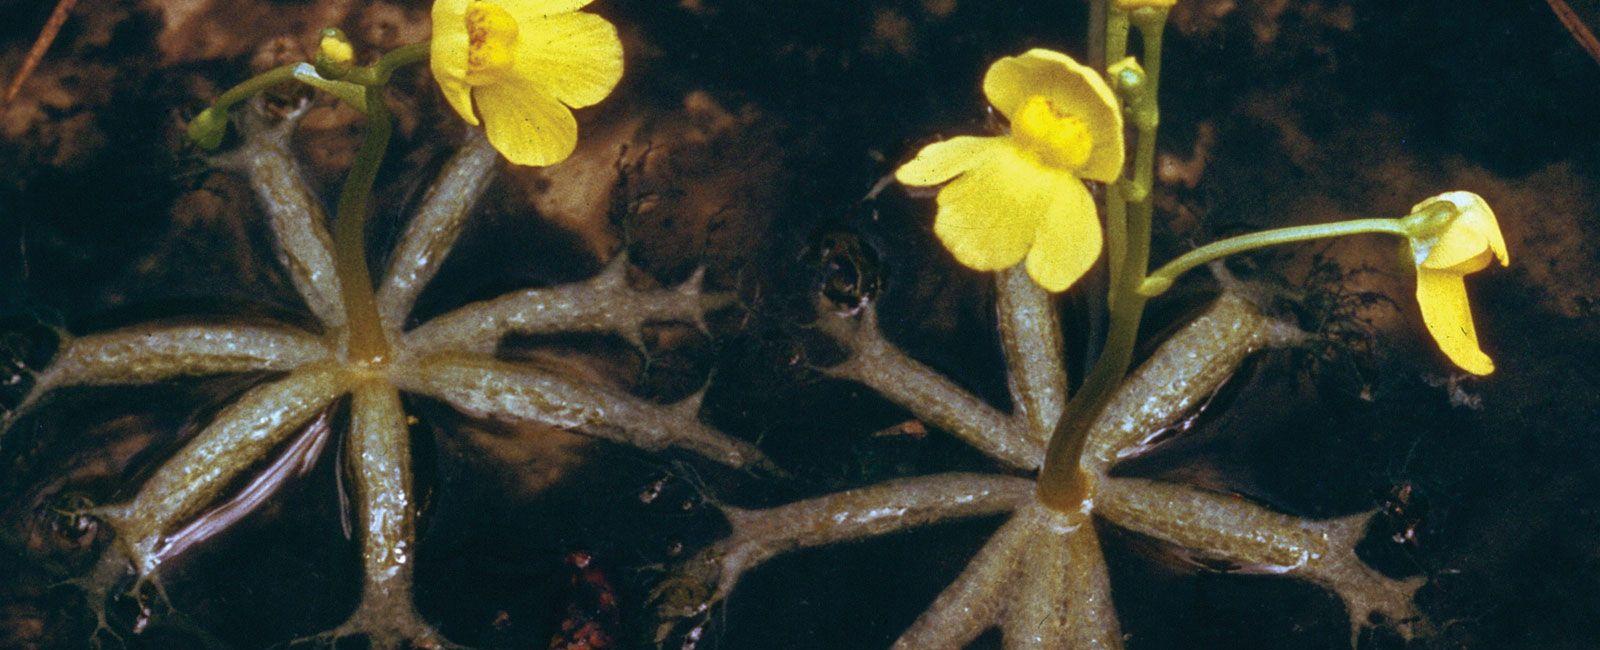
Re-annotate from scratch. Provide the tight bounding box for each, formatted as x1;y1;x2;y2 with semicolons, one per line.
1546;0;1600;66
4;0;77;103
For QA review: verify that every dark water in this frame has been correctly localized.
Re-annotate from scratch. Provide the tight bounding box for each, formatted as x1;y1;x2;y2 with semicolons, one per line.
4;1;1600;648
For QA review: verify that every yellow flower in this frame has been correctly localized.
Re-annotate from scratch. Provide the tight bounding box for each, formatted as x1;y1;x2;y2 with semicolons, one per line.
431;0;624;166
895;49;1124;292
1114;0;1176;8
1403;191;1509;375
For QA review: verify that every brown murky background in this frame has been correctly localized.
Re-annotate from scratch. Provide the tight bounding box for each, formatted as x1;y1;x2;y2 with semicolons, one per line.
3;0;1600;648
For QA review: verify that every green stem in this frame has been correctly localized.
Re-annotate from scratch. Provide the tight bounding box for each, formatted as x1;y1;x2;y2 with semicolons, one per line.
327;41;426;361
343;42;430;87
185;64;298;146
1038;5;1165;511
1093;3;1127;311
216;65;298;111
182;39;429;356
1138;218;1408;297
185;40;428;149
1037;185;1149;509
1105;8;1130;70
1125;9;1163;203
333;86;394;363
1105;178;1128;298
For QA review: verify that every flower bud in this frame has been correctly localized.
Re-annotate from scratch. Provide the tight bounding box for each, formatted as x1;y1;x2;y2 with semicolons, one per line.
186;107;229;150
315;28;356;78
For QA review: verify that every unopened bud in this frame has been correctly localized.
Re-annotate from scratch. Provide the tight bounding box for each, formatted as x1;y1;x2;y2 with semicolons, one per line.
315;28;356;78
186;107;229;150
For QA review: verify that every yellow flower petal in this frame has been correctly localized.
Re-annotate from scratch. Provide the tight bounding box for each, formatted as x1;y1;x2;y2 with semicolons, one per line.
474;80;577;166
510;9;624;108
1011;96;1095;170
932;150;1051;271
463;1;521;84
1426;225;1489;272
433;0;470;28
428;0;477;126
431;31;479;125
1416;267;1494;375
982;49;1124;182
895;136;1004;187
1025;177;1102;292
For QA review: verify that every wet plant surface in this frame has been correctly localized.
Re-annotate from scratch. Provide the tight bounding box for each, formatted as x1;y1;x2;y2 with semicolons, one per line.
4;1;1600;648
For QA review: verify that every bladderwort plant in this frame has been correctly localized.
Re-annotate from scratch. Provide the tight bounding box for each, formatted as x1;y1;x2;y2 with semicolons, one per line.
2;1;1513;648
652;1;1508;648
4;1;784;647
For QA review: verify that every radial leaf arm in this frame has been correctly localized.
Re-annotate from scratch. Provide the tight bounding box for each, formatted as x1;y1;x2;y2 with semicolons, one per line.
1096;477;1325;574
322;381;450;647
1081;293;1302;474
393;353;770;471
402;254;731;357
1095;477;1426;643
995;265;1068;443
375;130;499;333
211;103;347;332
818;304;1045;471
893;506;1031;650
893;502;1120;650
666;473;1033;616
92;363;346;576
11;323;331;428
999;506;1121;650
